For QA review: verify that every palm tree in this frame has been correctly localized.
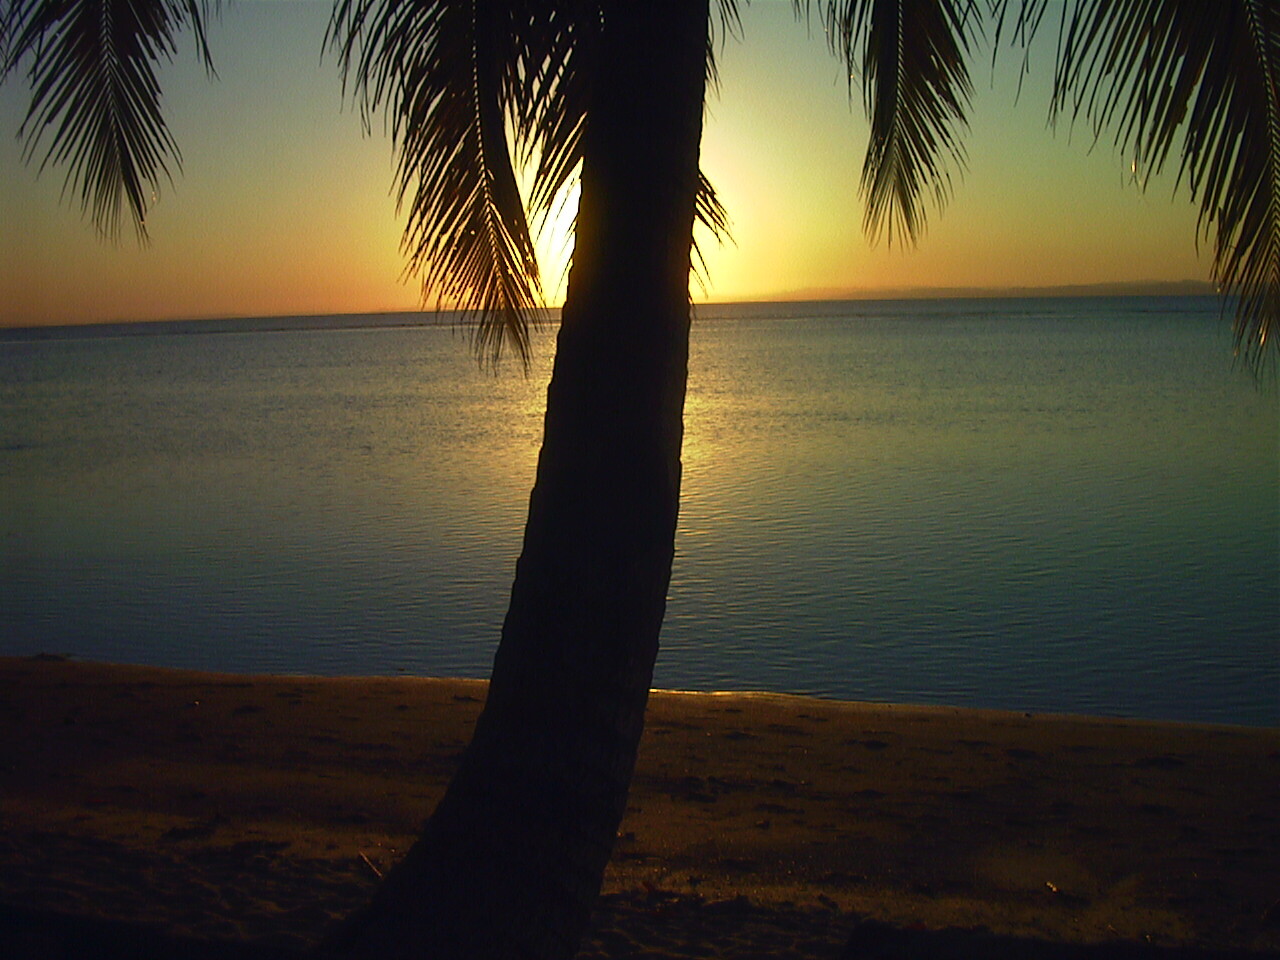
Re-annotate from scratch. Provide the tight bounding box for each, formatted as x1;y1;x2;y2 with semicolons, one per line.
317;3;714;955
3;1;1276;958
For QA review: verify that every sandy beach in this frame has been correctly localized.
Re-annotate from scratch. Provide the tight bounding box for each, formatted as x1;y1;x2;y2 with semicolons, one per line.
1;655;1276;958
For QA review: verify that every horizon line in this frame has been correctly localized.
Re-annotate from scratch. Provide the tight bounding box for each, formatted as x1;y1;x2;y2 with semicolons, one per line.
2;279;1218;332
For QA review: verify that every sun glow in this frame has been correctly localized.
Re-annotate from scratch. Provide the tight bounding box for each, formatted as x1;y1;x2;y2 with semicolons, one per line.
1;1;1213;331
521;163;579;307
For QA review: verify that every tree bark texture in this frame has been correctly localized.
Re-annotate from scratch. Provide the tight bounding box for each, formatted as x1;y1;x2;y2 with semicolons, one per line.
320;2;709;958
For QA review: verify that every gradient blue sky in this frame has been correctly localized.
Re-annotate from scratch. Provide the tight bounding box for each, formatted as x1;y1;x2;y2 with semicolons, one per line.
1;0;1211;327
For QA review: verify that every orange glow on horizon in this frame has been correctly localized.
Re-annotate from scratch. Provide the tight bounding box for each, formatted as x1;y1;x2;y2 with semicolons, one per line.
1;1;1212;329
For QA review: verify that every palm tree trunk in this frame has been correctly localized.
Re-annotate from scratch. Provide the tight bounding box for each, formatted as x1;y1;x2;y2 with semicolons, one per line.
319;2;709;958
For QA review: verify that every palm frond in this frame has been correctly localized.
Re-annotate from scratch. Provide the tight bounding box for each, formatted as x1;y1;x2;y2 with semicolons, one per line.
799;0;981;246
707;0;742;91
329;0;551;366
692;169;732;292
3;0;214;242
1001;0;1279;366
518;1;596;235
1;5;14;63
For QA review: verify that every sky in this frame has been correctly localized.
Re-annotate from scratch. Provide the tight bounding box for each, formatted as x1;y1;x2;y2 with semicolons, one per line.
0;0;1213;328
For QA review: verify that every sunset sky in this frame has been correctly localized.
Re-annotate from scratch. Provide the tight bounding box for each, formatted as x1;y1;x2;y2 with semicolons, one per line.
1;0;1212;328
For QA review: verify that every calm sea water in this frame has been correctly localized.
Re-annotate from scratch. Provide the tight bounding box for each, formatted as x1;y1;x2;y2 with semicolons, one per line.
2;297;1276;725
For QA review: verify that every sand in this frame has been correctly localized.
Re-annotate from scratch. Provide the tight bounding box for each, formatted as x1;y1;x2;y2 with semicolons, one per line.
1;655;1277;958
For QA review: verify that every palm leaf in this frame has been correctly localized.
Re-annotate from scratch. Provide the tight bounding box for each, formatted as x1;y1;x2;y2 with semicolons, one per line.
516;0;595;237
1003;0;1279;366
330;0;554;366
691;170;731;293
707;0;743;92
3;0;214;242
800;0;982;246
695;0;740;285
330;0;736;363
1;4;13;61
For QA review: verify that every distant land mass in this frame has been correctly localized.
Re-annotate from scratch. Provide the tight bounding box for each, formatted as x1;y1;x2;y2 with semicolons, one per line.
0;281;1220;339
0;311;482;341
769;278;1217;301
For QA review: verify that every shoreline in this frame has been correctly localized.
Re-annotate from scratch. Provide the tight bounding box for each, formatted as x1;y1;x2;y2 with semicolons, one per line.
2;656;1277;956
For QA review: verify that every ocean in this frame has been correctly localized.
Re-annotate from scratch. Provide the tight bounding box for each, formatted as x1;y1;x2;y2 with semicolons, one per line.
2;296;1276;725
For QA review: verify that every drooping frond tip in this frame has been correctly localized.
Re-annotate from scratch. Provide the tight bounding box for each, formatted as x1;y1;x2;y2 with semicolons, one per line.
798;0;980;247
1225;0;1279;367
1007;0;1279;367
329;0;593;368
691;170;733;295
2;0;215;242
706;0;742;91
327;0;732;366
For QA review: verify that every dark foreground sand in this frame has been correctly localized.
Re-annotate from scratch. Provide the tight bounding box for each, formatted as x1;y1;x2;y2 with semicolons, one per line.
1;656;1277;958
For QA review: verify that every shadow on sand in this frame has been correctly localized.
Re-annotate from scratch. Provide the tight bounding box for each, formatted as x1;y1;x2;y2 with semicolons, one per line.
3;903;1277;960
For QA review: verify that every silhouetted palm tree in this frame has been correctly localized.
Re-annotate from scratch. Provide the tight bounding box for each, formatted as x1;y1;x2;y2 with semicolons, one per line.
3;2;1276;958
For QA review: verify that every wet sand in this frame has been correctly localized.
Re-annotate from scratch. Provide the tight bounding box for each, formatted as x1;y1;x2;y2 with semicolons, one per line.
1;656;1277;957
